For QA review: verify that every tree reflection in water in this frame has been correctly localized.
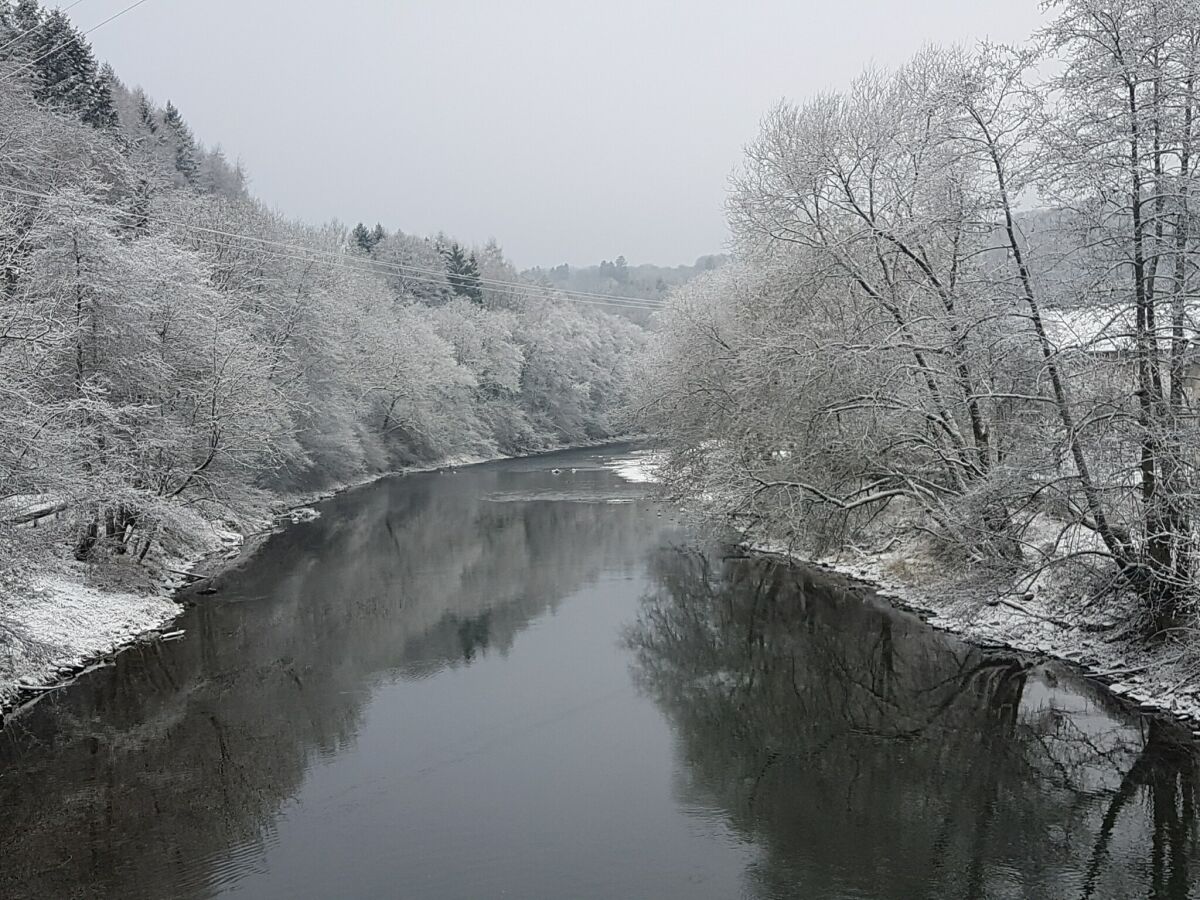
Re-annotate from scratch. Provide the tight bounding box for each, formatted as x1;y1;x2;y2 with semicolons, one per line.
0;457;656;900
626;547;1200;900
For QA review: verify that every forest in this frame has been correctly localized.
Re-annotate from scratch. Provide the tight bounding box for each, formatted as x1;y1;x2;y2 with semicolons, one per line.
3;3;1199;895
638;0;1200;640
0;0;646;603
523;254;729;323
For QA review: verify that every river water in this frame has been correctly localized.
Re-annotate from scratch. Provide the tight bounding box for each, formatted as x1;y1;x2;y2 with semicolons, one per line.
1;445;1197;899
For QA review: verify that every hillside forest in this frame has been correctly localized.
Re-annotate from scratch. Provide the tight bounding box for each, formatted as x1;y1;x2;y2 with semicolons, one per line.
0;0;648;592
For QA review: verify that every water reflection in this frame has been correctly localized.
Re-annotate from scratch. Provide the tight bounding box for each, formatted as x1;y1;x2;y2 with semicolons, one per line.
626;547;1200;900
0;450;656;899
5;452;1199;900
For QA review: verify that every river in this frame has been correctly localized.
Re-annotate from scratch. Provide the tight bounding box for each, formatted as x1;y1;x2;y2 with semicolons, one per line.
0;445;1196;899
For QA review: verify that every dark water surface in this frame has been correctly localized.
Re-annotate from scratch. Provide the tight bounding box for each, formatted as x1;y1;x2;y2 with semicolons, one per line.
2;446;1199;899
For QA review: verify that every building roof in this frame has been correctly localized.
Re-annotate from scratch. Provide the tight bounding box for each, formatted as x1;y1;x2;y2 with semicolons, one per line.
1040;305;1200;356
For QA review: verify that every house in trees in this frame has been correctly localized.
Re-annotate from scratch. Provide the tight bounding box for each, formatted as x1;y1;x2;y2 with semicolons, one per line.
1042;306;1200;403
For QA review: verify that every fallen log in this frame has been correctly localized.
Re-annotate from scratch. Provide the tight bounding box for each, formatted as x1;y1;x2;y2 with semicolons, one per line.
164;568;207;582
5;500;68;525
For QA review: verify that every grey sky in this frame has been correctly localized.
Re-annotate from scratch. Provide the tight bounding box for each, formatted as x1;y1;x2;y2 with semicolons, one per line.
74;0;1045;268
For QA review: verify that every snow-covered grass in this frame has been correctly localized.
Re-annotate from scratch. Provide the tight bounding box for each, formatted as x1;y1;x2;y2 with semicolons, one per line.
0;516;236;715
1;576;181;695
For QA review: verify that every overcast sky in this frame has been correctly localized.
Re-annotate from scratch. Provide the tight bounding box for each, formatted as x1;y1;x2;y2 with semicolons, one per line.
73;0;1045;268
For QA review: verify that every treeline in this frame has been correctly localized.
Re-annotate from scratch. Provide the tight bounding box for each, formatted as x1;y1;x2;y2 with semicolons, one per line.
0;0;645;569
638;0;1200;634
524;254;728;315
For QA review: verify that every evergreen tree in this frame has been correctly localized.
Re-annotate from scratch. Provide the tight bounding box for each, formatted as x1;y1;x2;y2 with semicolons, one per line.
350;222;387;253
351;222;374;253
19;10;114;129
11;0;39;37
162;100;198;183
28;11;87;105
614;254;629;284
134;88;158;136
442;243;483;305
0;1;17;37
85;62;118;129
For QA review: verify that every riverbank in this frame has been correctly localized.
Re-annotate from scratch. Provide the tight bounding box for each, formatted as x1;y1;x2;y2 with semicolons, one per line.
0;503;237;718
603;453;1200;731
0;438;640;719
759;536;1200;730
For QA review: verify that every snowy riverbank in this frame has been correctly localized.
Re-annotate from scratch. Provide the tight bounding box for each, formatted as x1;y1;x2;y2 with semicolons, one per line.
603;451;1200;731
0;439;642;719
0;523;234;717
764;539;1200;729
602;447;661;484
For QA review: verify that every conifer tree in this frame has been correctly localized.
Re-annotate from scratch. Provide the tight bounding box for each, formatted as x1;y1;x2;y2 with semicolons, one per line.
13;6;115;129
85;62;118;129
162;100;198;183
0;1;17;38
28;11;89;107
350;222;387;253
351;222;374;253
135;88;158;136
442;243;483;305
11;0;39;37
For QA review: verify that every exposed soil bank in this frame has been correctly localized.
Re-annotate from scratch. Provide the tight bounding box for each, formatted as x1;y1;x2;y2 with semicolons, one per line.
0;438;638;720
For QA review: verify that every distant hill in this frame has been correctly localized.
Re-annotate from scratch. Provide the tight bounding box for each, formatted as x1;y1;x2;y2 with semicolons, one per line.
522;255;730;304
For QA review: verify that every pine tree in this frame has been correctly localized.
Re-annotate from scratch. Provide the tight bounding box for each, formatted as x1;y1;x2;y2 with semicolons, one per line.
14;7;115;129
84;62;118;130
351;222;374;253
347;222;387;253
442;243;483;305
0;1;17;38
135;88;158;136
11;0;39;37
162;100;198;184
28;11;87;106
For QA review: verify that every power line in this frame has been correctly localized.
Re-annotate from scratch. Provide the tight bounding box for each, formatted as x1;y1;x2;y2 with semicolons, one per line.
0;184;667;310
0;1;669;311
0;187;668;313
0;185;661;309
0;0;156;85
173;228;662;311
2;192;662;314
180;234;662;312
150;203;666;306
0;1;668;311
0;0;91;58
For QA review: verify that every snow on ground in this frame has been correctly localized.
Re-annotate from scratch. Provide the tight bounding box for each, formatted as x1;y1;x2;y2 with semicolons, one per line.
1;438;641;716
606;449;662;484
2;563;197;716
433;453;495;469
3;575;180;682
0;510;240;715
